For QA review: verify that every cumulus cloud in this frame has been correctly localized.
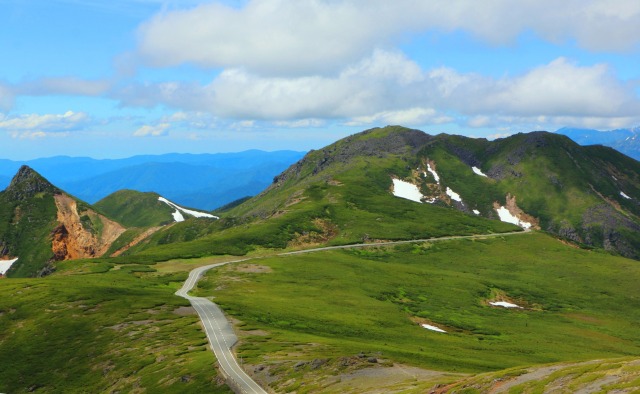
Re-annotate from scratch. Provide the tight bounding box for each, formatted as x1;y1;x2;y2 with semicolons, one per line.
116;50;430;119
0;111;90;137
430;58;640;118
136;0;640;75
113;54;640;130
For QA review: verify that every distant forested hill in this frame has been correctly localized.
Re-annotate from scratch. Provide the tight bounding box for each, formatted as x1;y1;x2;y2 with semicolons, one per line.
0;150;305;210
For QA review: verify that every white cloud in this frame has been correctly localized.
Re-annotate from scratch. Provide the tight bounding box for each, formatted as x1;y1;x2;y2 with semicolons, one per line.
117;50;429;120
346;108;452;127
114;55;640;130
18;77;110;96
483;58;636;117
133;122;171;137
0;111;89;137
136;0;640;76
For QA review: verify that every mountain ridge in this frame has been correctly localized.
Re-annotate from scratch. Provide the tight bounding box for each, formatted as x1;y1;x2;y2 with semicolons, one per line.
221;126;640;259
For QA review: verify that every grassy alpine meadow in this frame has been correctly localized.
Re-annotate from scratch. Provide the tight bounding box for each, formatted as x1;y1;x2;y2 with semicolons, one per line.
195;232;640;390
0;259;232;393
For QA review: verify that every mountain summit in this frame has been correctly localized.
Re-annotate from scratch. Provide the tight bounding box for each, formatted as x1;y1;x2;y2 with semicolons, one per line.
0;167;126;277
226;126;640;259
5;165;60;200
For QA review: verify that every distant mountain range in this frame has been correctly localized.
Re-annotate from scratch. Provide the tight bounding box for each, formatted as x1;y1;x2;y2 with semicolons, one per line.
555;126;640;160
0;150;305;210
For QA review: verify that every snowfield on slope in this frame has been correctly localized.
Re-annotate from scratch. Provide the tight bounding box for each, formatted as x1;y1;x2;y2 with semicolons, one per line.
495;206;532;229
158;197;219;222
421;323;446;333
490;301;522;308
446;187;462;203
0;258;18;275
472;166;488;177
426;163;440;184
392;179;423;203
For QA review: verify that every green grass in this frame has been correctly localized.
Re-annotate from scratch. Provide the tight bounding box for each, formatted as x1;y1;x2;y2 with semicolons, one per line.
0;261;232;393
94;189;175;228
196;232;640;376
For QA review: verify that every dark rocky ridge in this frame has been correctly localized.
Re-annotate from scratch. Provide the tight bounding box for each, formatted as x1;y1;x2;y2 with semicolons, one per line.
5;165;60;200
271;127;432;188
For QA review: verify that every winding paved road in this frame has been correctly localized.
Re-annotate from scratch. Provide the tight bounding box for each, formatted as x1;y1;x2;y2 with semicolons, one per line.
176;259;268;394
176;229;532;393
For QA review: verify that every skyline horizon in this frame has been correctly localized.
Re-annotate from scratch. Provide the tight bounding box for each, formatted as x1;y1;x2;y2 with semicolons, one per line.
1;123;637;161
3;1;640;159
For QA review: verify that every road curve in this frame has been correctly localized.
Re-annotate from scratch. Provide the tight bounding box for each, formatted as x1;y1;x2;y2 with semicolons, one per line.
176;259;268;394
176;229;532;393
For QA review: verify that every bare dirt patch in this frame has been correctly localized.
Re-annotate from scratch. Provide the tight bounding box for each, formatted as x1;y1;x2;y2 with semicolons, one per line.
234;264;273;274
251;355;462;394
173;306;196;316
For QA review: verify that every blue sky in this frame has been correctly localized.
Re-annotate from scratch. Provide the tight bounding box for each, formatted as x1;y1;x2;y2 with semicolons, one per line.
1;0;640;159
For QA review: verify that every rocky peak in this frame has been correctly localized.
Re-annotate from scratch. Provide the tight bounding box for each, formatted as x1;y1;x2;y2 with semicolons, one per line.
5;165;59;200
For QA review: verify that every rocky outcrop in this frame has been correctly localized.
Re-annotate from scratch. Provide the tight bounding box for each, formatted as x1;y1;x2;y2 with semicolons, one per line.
271;127;433;189
52;194;126;261
5;165;59;201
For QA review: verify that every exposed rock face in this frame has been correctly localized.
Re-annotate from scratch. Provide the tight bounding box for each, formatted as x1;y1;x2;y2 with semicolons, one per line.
52;194;126;261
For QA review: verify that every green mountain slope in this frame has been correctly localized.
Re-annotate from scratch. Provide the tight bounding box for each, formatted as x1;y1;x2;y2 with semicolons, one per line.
94;190;175;228
124;127;519;262
0;166;127;277
0;166;61;276
416;131;640;258
213;126;639;259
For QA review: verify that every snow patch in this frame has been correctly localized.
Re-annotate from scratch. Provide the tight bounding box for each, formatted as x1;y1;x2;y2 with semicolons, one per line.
426;163;440;184
171;209;185;222
490;301;522;309
472;166;488;177
495;206;532;229
158;197;219;222
446;187;462;203
392;179;423;203
421;323;446;333
0;258;18;275
473;209;480;215
620;191;631;199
